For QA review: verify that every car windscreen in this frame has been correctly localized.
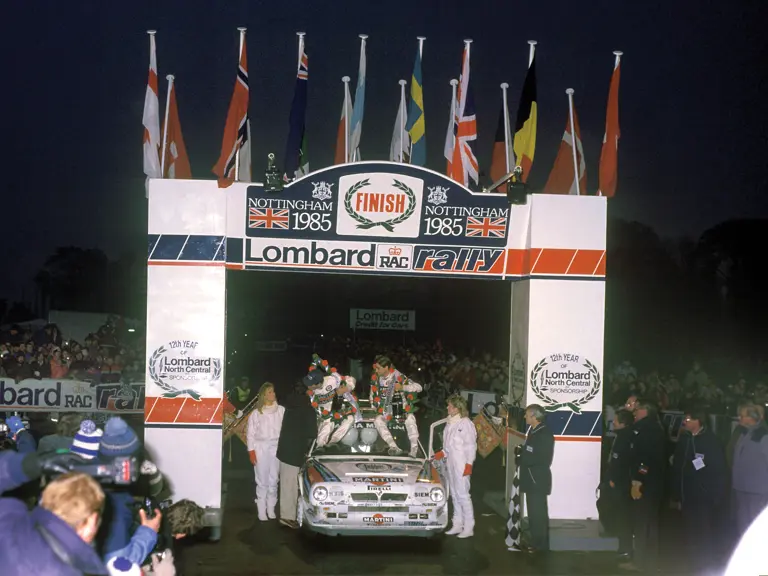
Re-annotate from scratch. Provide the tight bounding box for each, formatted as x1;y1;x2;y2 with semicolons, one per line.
314;421;424;458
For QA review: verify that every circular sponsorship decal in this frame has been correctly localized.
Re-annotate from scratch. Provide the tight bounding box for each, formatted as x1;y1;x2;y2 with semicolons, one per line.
355;462;393;473
148;340;222;401
529;353;601;413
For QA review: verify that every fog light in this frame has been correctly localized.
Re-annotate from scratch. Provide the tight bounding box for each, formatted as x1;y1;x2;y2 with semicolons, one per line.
409;514;418;519
327;512;337;518
339;513;348;518
419;514;428;519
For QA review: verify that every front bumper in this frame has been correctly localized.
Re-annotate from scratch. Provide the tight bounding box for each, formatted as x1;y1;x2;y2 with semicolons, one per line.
302;504;449;537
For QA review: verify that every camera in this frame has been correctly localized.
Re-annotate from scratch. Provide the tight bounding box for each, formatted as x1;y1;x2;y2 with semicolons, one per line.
40;452;140;486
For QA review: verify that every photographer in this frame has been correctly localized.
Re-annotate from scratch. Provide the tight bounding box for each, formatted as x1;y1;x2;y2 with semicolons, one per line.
5;416;36;454
0;449;107;574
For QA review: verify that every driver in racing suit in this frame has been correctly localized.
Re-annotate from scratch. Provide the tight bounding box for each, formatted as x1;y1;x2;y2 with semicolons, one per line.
316;374;361;447
371;355;422;457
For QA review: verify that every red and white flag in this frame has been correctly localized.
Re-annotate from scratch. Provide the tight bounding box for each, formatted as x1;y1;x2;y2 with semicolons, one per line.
334;79;353;164
162;78;191;179
142;33;161;183
450;43;479;187
213;31;251;187
543;101;587;195
598;54;622;197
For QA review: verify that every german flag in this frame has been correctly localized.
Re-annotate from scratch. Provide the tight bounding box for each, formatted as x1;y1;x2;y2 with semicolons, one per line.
513;54;537;183
489;105;509;189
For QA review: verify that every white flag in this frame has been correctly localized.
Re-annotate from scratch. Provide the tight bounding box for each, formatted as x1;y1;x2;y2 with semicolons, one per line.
389;96;409;162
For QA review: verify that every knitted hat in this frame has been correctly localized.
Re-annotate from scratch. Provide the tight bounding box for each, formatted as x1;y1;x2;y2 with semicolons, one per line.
106;556;141;576
100;417;140;457
70;420;103;460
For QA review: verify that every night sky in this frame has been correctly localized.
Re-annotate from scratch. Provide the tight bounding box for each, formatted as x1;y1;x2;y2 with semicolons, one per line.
4;0;768;301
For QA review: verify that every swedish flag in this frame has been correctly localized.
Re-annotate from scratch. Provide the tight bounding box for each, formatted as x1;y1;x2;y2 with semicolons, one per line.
406;48;425;166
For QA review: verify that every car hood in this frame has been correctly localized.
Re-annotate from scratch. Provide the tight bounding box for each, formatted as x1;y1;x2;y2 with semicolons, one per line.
306;457;440;485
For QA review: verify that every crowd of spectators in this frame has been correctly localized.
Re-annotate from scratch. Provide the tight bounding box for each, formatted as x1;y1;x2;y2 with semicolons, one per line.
605;359;768;417
0;318;144;384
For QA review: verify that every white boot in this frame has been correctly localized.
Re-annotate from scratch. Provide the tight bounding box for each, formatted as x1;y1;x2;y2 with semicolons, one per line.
256;500;268;521
266;494;277;520
445;523;464;536
458;498;475;538
457;526;474;538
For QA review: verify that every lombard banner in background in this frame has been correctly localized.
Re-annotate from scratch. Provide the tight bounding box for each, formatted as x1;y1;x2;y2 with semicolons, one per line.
0;379;144;414
350;308;415;331
240;162;512;279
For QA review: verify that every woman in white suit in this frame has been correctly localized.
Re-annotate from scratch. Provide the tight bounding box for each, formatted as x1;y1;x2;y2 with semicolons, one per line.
247;382;285;521
434;394;477;538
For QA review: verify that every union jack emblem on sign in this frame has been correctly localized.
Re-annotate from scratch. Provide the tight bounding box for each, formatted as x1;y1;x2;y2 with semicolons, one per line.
249;208;290;229
465;216;507;238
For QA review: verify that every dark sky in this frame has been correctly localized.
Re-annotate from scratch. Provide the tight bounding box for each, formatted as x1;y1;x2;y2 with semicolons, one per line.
4;0;768;301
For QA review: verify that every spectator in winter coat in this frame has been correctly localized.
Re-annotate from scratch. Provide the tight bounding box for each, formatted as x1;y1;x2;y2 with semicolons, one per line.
0;450;107;575
731;403;768;534
38;413;83;454
670;407;728;572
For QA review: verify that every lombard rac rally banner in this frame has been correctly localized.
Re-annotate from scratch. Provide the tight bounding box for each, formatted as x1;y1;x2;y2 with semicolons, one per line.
241;162;511;279
350;308;415;331
0;379;145;413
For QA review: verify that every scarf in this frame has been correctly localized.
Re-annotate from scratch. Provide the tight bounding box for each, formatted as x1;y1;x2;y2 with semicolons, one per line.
447;413;461;425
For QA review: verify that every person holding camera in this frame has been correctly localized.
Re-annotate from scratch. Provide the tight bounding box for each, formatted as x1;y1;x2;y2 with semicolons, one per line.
0;449;108;575
516;404;554;552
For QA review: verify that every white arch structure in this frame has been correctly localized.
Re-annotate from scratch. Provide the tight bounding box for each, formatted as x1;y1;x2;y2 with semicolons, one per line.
144;161;607;526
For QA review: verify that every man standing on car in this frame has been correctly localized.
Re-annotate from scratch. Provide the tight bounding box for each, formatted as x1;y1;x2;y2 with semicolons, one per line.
517;404;554;552
371;355;422;457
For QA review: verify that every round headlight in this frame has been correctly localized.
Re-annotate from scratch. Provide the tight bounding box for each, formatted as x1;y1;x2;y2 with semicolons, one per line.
430;487;445;502
312;486;328;502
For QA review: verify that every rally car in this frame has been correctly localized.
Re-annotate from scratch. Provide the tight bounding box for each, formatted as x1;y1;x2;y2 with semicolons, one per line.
298;409;449;537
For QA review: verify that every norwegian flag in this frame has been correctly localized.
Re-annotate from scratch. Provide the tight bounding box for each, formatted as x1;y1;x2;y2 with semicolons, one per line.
450;43;479;187
248;208;290;229
142;32;161;184
466;216;507;238
213;31;251;188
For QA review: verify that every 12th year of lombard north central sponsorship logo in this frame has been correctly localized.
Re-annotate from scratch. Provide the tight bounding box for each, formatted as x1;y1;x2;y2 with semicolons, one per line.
336;173;423;237
148;340;221;401
529;353;601;413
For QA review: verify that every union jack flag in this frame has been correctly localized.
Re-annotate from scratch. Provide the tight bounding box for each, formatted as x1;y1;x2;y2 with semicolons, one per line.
450;42;479;187
465;216;507;238
249;208;290;229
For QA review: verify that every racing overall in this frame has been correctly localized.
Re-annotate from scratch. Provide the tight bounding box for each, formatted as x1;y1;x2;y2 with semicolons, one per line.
317;377;361;446
247;403;285;520
440;414;477;537
372;369;422;456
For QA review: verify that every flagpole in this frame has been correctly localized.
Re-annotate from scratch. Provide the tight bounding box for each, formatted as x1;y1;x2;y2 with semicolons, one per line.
614;50;623;68
160;75;174;178
501;83;511;174
446;78;458;174
234;27;247;182
528;40;537;67
399;79;407;163
342;76;351;163
566;88;580;196
296;32;305;72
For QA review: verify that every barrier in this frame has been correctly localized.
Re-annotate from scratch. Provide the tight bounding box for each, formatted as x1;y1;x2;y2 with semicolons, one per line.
0;378;144;414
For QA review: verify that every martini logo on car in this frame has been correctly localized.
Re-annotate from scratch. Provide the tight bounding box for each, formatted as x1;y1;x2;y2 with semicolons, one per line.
336;173;423;238
148;340;222;401
363;514;394;525
529;353;601;413
351;477;404;483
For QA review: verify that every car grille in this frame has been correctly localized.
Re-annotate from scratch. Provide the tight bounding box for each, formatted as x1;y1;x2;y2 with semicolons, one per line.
381;494;408;502
350;493;378;502
347;506;408;513
349;493;409;503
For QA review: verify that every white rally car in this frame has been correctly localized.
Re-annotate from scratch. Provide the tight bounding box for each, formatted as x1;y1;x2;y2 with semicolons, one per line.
299;414;449;537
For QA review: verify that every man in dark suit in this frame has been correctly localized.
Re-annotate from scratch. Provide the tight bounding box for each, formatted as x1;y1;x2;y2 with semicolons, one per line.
276;390;318;529
670;406;728;573
622;398;666;573
601;408;635;558
517;403;555;551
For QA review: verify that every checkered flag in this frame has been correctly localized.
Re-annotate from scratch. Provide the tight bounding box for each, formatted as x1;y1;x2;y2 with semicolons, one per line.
505;466;523;551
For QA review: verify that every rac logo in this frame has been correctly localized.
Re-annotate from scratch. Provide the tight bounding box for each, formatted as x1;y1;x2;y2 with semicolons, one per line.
375;244;413;271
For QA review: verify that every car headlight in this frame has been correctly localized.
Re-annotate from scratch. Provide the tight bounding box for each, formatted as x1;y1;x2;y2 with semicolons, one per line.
430;487;445;502
312;486;328;502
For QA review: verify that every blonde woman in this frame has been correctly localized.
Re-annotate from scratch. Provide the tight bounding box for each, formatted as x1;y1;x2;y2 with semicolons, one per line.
246;382;285;521
433;394;477;538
